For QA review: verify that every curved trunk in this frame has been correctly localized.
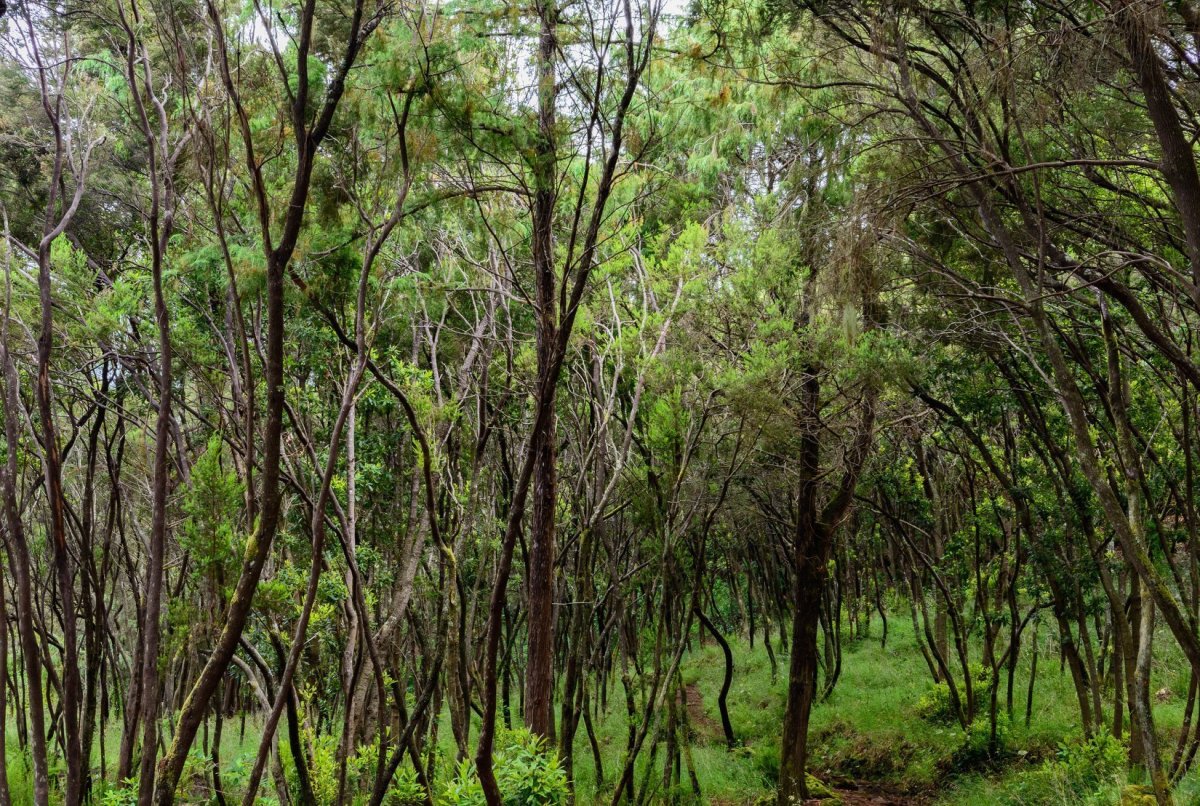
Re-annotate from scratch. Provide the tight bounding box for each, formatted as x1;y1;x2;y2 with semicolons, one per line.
695;608;736;748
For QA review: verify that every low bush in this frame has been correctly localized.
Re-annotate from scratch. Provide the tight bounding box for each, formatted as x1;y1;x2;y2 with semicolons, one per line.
438;728;568;806
1052;732;1126;791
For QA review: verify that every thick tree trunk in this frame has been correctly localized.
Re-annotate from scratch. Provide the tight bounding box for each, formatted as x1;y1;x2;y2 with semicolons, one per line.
1131;586;1171;804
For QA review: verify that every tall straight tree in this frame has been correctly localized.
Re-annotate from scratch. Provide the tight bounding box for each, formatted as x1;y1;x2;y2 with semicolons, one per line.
525;0;560;739
472;0;659;798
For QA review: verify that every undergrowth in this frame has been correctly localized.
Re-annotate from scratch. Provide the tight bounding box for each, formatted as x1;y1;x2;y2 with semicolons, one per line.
7;609;1200;803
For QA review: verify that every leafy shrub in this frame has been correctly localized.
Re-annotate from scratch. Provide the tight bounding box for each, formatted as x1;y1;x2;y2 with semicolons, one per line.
916;681;955;723
494;730;569;805
95;782;138;806
1052;733;1126;791
440;759;484;806
917;666;992;724
951;713;1010;770
974;733;1127;805
388;767;428;806
303;729;342;804
438;728;568;806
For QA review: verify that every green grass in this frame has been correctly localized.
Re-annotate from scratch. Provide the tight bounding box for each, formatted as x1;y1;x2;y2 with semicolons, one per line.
8;605;1200;803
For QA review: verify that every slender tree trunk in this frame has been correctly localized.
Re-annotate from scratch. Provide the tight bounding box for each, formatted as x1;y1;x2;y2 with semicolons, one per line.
0;563;11;806
136;148;174;806
695;608;736;747
35;181;85;806
1134;592;1171;804
1026;618;1039;729
153;2;376;796
778;554;824;803
524;0;559;740
1;227;47;806
779;368;826;805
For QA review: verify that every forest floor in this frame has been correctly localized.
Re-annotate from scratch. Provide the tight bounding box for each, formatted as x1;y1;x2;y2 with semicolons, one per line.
813;784;925;805
563;612;1200;805
6;611;1200;804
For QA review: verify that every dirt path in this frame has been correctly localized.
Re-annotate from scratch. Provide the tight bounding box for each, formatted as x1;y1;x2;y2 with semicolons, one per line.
682;682;723;739
812;783;928;805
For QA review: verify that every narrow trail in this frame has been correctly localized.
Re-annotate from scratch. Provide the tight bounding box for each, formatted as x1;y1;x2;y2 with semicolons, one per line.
812;783;927;805
682;682;722;739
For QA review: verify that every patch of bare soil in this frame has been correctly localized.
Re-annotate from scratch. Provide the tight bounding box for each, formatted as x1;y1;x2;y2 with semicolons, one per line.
829;782;929;805
682;681;722;740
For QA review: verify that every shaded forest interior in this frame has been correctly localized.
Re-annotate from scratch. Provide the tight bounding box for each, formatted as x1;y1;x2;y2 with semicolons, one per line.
7;0;1200;804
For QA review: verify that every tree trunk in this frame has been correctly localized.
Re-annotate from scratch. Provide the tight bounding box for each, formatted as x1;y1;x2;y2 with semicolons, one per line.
1;258;48;806
696;608;736;748
778;556;824;804
524;0;560;741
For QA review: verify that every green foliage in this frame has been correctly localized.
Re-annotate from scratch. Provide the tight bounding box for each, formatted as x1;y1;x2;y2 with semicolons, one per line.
948;734;1128;805
916;682;956;724
953;713;1011;769
179;436;244;584
1052;733;1127;792
752;741;781;785
440;759;486;806
917;666;991;725
438;729;568;806
296;729;342;803
388;767;428;806
95;783;139;806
